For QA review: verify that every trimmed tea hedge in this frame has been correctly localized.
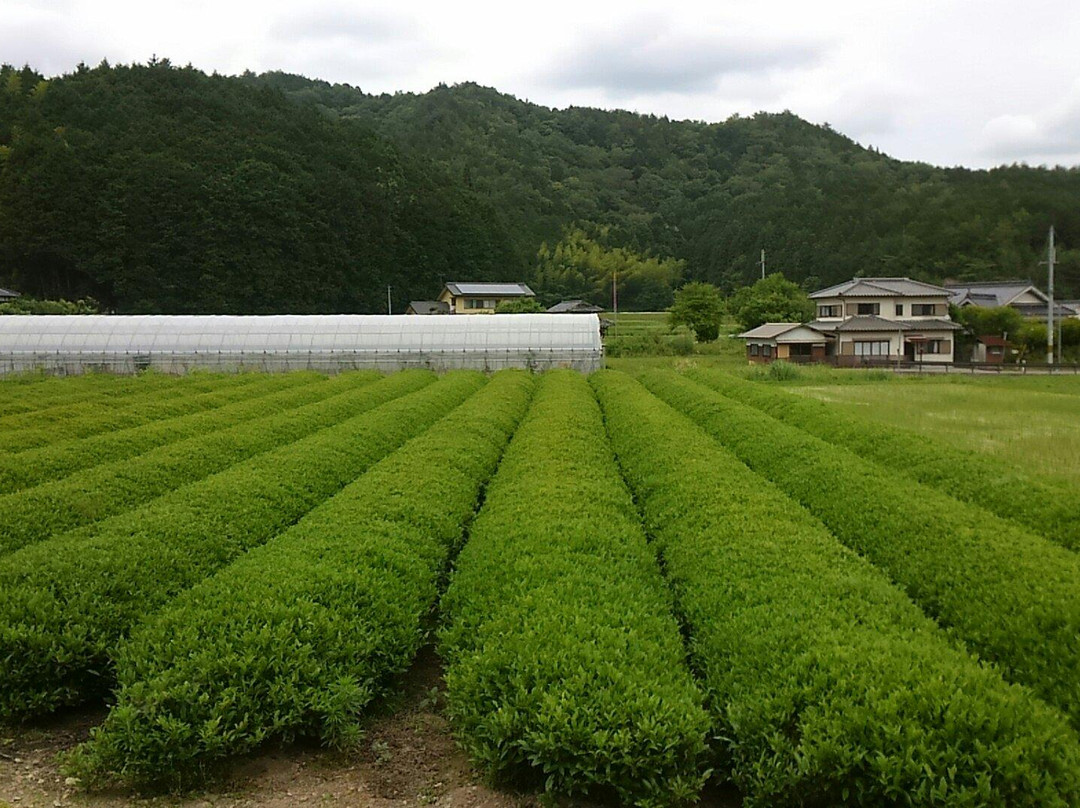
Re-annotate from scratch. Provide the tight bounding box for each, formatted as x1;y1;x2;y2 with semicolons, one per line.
0;372;377;495
689;368;1080;550
593;370;1080;807
440;371;710;807
641;370;1080;727
0;371;483;720
0;372;206;419
69;371;533;788
0;372;307;453
0;371;415;554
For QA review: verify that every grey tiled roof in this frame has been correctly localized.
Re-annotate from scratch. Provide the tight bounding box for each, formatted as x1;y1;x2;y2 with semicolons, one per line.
547;300;604;313
737;322;805;339
406;300;450;315
810;277;951;299
0;288;19;299
444;282;534;297
808;316;960;333
945;281;1047;307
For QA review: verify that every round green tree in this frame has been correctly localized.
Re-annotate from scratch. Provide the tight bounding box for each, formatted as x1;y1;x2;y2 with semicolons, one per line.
729;274;814;330
669;282;724;342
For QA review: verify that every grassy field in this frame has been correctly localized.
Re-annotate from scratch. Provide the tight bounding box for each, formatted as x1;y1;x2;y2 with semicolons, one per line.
793;379;1080;484
604;318;1080;484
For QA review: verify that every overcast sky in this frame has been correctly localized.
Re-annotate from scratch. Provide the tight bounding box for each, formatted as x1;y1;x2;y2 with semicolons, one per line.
5;0;1080;168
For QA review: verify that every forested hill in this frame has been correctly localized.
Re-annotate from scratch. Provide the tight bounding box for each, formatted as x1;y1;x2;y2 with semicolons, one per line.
251;73;1080;298
0;63;517;313
3;62;1080;313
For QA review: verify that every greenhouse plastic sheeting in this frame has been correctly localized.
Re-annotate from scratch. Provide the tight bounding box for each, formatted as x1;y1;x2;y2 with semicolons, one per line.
0;314;603;375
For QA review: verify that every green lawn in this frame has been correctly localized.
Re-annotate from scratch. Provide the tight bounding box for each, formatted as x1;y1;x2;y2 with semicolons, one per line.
793;380;1080;484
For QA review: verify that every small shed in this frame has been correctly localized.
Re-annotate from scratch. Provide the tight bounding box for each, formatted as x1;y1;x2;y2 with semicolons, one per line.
737;323;830;364
973;335;1010;364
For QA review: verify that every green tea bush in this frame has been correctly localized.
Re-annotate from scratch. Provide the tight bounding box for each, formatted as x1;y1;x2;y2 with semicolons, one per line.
440;371;710;807
68;371;533;789
0;371;414;554
640;370;1080;727
0;372;483;720
689;368;1080;549
0;371;213;418
0;372;285;452
0;372;360;495
594;370;1080;807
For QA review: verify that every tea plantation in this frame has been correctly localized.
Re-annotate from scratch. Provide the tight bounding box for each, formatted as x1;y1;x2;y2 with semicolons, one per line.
1;367;1079;807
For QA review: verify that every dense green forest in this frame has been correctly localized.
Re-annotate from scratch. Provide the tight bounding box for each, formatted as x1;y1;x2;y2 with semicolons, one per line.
0;62;516;313
2;61;1080;313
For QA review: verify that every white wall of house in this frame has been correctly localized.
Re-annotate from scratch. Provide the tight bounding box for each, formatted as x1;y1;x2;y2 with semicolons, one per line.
815;296;950;322
835;330;954;362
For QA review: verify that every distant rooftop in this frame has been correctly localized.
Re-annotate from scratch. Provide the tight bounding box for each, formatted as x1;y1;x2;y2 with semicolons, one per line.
810;277;951;299
0;288;20;300
945;280;1047;308
444;282;534;297
547;299;603;314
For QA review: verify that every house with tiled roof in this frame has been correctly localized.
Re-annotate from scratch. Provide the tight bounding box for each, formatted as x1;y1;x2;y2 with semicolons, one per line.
803;277;961;363
945;280;1075;320
437;282;535;314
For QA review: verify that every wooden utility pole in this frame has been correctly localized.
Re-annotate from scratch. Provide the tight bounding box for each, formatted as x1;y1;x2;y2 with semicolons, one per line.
760;249;767;280
612;268;619;333
387;286;392;315
1046;227;1056;365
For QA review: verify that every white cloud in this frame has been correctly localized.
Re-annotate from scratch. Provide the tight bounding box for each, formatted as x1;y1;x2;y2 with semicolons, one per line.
543;15;824;97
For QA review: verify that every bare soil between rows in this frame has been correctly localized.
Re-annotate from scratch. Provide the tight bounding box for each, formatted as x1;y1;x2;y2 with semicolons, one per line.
0;648;740;808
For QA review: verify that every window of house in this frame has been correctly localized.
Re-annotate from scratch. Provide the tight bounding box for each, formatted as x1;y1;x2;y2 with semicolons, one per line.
854;340;890;357
857;303;880;315
789;344;813;356
895;304;904;316
818;304;840;318
465;298;484;309
762;344;773;357
912;304;936;316
484;299;497;308
750;344;760;356
923;340;943;354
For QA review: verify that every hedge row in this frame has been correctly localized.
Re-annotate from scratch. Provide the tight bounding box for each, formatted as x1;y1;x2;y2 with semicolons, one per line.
0;371;483;721
69;371;534;789
0;372;311;453
0;372;378;495
688;368;1080;550
439;371;710;807
0;371;204;418
640;370;1080;727
593;370;1080;807
0;370;412;554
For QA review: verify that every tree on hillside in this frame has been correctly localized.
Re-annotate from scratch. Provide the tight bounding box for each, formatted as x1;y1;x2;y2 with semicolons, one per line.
533;229;683;311
729;274;814;330
495;298;545;313
669;282;724;342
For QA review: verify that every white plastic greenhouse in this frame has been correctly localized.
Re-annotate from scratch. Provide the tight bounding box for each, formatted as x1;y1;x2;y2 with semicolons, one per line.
0;314;603;375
